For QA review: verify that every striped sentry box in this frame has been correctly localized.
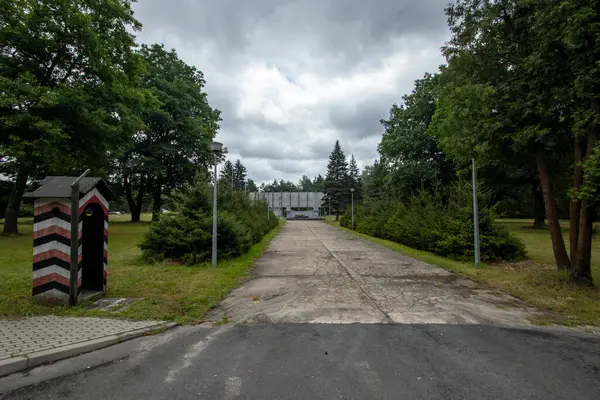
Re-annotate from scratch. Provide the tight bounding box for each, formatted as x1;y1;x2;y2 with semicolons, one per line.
24;177;112;305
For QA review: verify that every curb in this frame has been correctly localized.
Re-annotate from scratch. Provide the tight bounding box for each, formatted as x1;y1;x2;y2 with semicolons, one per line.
0;321;178;377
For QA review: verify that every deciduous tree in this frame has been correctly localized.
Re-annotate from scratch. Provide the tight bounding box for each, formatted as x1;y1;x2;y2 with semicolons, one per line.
117;43;221;222
0;0;147;233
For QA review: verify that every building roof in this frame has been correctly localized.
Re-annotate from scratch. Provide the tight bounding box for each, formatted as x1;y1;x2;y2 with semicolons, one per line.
22;176;114;200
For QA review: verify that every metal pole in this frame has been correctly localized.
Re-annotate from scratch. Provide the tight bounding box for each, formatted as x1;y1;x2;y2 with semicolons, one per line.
212;158;218;267
69;169;90;306
472;158;481;266
351;191;354;229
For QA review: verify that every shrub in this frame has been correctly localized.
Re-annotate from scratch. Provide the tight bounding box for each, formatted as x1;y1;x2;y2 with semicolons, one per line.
435;207;526;261
346;181;525;262
140;174;277;264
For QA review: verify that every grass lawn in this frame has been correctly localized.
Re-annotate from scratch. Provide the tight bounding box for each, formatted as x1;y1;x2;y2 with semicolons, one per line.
325;217;600;327
0;214;284;324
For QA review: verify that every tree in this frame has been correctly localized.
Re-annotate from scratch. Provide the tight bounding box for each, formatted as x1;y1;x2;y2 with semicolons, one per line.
313;174;325;192
0;0;147;233
220;160;234;190
348;155;362;202
378;73;455;198
362;159;391;203
324;140;349;220
263;180;297;192
246;179;258;192
299;175;314;191
279;180;298;192
117;44;221;222
233;159;247;190
438;1;573;269
436;0;600;283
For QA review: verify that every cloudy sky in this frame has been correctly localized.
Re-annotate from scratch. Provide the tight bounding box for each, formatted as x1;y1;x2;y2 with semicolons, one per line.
132;0;450;184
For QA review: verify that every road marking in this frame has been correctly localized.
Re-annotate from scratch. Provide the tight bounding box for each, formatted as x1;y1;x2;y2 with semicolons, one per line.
224;376;242;399
165;325;232;383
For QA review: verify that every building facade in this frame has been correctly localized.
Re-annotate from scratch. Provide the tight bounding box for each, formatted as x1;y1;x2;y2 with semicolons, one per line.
249;192;325;218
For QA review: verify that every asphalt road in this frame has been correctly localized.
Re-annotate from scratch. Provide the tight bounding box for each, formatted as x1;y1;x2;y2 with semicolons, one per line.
2;221;600;399
4;323;600;399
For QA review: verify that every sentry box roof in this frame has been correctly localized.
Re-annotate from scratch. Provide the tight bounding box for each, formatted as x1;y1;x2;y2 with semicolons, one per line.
22;176;114;200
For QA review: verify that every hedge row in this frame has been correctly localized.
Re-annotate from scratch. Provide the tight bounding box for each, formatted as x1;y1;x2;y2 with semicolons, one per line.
339;182;525;262
140;176;277;264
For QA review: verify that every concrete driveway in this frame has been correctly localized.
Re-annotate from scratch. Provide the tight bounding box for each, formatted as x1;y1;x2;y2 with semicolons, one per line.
211;221;538;326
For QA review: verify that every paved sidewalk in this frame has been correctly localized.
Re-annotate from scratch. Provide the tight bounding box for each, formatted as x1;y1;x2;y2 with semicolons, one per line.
0;316;175;377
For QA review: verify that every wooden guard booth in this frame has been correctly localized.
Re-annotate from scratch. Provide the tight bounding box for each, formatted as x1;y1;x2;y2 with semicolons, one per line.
23;176;113;305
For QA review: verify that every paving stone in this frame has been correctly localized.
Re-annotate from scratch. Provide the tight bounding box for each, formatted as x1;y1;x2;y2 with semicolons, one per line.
0;316;169;376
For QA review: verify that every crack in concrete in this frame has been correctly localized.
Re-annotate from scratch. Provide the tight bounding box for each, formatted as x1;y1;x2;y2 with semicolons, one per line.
307;226;394;324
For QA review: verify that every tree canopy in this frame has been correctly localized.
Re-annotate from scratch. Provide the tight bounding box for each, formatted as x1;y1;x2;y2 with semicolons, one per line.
357;0;600;284
1;0;148;233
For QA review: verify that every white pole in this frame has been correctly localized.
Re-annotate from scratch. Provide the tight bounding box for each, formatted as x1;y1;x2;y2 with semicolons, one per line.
472;158;481;266
212;158;218;267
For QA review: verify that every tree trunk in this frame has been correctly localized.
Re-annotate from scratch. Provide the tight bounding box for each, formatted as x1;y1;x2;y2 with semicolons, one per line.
573;201;594;285
572;102;599;285
130;205;141;222
570;137;584;261
152;180;162;222
532;182;546;229
2;169;28;235
536;149;571;270
124;175;144;223
134;187;144;222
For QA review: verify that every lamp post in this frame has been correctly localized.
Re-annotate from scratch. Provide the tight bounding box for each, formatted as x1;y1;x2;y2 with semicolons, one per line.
211;141;223;267
350;188;355;229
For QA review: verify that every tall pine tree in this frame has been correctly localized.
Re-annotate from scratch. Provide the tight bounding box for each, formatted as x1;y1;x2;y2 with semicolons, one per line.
324;140;349;220
220;160;234;190
233;159;247;190
348;154;362;202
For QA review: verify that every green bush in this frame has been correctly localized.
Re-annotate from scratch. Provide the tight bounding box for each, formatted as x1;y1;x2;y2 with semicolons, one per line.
342;182;525;262
140;175;277;264
20;204;34;218
435;206;526;261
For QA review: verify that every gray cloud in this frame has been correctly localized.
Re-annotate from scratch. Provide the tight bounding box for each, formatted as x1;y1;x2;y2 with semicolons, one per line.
132;0;450;184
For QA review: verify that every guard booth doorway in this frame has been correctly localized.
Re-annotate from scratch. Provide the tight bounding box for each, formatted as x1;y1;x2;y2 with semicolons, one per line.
81;202;105;294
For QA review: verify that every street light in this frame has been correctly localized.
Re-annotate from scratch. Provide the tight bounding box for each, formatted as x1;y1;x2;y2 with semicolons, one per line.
350;188;355;229
211;141;223;267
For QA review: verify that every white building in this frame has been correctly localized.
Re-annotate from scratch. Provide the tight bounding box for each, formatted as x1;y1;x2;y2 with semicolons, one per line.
249;192;325;219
